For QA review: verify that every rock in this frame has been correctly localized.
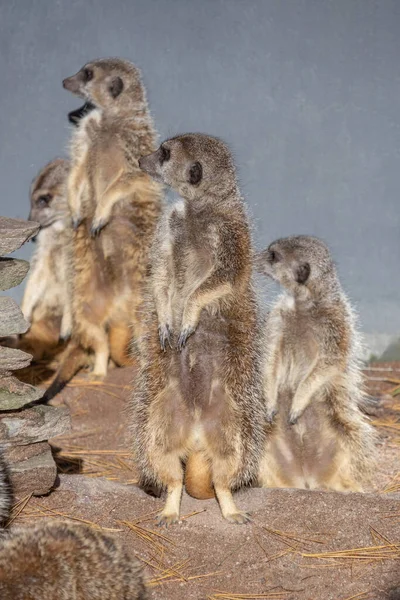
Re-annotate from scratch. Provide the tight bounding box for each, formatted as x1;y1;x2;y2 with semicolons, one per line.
0;375;43;410
0;405;70;445
0;217;39;257
6;441;57;496
0;297;28;336
0;346;32;372
0;258;30;291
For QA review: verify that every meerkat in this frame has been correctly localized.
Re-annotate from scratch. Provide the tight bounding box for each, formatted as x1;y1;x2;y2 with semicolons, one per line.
0;453;12;527
43;58;163;400
15;158;73;360
0;456;147;599
256;235;376;492
0;521;148;599
131;133;265;525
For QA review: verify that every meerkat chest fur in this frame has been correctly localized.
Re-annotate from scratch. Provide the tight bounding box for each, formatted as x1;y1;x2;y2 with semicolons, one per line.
271;293;319;391
168;200;216;326
70;109;102;165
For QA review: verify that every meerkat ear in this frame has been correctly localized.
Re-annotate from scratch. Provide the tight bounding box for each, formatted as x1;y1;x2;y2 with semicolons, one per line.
109;76;124;98
188;162;202;185
295;262;310;284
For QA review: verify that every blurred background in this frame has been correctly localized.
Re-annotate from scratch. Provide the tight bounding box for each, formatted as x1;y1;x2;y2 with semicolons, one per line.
0;0;399;356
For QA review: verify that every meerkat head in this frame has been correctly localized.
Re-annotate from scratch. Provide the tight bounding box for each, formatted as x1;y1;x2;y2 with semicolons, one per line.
139;133;237;201
62;58;145;112
256;235;338;297
29;159;70;230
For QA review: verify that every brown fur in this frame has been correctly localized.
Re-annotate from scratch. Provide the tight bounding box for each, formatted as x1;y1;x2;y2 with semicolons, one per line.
44;58;162;400
132;134;265;525
256;235;376;492
0;521;147;599
18;159;72;360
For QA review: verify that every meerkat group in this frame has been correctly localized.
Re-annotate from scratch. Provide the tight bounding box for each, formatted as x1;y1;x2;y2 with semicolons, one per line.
3;52;377;595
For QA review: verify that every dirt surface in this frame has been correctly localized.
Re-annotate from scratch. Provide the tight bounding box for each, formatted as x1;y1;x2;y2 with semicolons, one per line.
10;364;400;600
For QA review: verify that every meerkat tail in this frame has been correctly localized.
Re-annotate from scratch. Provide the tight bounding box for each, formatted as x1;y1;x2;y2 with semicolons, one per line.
42;343;88;402
184;451;215;500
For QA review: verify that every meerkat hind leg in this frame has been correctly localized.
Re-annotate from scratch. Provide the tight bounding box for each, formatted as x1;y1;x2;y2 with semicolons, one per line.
155;452;184;527
214;483;251;524
213;455;251;524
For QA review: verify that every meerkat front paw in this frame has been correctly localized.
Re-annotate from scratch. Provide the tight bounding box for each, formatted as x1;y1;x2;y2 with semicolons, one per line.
90;216;108;237
71;214;83;230
158;324;173;351
177;325;196;351
288;409;302;426
265;407;278;424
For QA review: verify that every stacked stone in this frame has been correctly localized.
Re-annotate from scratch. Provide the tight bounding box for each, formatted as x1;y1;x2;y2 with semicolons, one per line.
0;217;70;496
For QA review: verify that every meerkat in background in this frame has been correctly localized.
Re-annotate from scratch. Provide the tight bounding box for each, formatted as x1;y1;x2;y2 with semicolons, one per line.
0;522;148;600
17;158;72;360
44;58;162;400
0;456;147;599
256;235;376;491
132;133;265;525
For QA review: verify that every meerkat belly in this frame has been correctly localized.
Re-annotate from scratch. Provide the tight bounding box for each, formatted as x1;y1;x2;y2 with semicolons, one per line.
175;317;230;442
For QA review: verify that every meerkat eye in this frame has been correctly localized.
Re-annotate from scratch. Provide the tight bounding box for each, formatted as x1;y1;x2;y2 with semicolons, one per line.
269;250;279;263
37;194;51;208
160;146;170;164
189;162;202;185
83;68;93;82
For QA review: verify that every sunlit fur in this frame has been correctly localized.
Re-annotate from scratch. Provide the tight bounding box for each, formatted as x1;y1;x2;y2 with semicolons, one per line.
132;134;265;524
44;58;163;400
256;235;377;492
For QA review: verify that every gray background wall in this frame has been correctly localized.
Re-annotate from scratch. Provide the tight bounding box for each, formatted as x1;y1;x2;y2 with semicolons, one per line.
0;0;399;337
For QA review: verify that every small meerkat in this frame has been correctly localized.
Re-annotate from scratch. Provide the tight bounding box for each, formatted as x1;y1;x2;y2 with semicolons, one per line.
18;158;72;360
132;133;265;525
44;58;162;400
256;235;376;491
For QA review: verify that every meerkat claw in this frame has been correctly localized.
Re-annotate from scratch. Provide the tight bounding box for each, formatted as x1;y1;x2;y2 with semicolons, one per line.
90;220;106;237
177;326;195;351
158;324;172;351
155;512;179;528
265;408;278;423
224;511;252;525
72;216;82;230
288;413;300;426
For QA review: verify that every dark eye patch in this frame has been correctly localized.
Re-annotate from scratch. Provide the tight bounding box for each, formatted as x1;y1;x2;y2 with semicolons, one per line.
189;161;202;185
37;194;52;208
83;68;93;82
160;146;170;164
269;249;279;263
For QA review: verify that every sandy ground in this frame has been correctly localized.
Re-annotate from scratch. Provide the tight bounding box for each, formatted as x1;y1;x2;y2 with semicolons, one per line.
10;364;400;600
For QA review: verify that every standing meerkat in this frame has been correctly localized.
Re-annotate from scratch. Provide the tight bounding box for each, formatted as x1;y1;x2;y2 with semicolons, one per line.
0;456;147;599
256;235;376;491
18;158;72;360
132;133;265;525
44;58;163;400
